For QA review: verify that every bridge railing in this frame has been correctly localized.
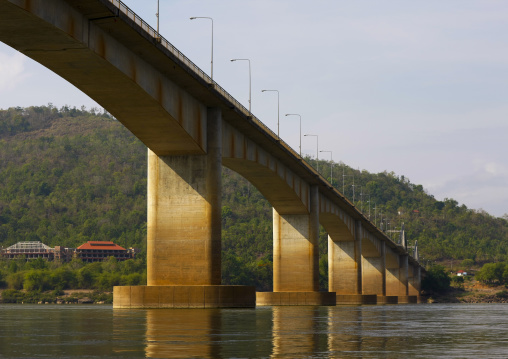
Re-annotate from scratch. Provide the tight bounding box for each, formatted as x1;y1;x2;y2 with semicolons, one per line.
105;0;413;257
107;0;300;164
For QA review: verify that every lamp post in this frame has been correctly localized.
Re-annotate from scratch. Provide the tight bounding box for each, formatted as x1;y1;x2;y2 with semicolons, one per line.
304;134;318;173
156;0;159;36
285;114;301;156
261;89;279;138
360;186;363;212
320;150;333;185
351;180;356;204
231;59;251;113
190;16;213;81
366;194;371;218
342;167;354;200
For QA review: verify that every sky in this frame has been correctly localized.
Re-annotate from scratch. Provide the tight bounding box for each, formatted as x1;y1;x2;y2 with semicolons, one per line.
1;0;508;217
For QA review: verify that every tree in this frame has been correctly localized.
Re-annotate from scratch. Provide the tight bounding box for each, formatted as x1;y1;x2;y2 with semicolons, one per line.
23;270;49;291
421;265;450;294
476;262;506;284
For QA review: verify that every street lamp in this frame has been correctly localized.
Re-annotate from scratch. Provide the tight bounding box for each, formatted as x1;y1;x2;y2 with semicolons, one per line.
366;194;371;218
359;188;370;215
285;113;301;156
304;134;318;173
342;167;354;200
190;16;213;81
351;181;356;204
261;89;279;138
231;59;251;114
320;150;333;185
360;186;364;212
156;0;160;38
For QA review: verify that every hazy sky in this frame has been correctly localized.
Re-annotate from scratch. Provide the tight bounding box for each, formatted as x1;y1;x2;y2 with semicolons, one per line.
1;0;507;217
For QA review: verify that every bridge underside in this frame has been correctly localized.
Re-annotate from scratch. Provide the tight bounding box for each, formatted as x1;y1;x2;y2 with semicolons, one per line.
0;0;206;155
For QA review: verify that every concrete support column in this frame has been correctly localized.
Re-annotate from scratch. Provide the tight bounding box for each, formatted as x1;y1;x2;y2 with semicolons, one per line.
328;235;361;295
114;108;255;308
380;243;386;295
396;254;418;303
147;107;222;286
258;186;335;305
331;220;377;305
354;220;363;294
273;185;319;292
400;255;409;296
408;264;420;296
385;267;400;296
361;255;384;296
415;266;421;292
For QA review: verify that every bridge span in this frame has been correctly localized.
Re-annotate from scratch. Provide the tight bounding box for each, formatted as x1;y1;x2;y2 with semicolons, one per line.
0;0;423;307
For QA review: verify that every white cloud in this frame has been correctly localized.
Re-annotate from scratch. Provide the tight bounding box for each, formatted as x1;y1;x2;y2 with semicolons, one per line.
0;51;29;92
425;158;508;217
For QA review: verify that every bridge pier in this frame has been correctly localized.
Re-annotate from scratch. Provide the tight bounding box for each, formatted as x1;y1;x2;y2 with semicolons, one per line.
406;263;420;303
362;241;387;304
114;108;255;308
329;221;375;304
396;254;416;303
385;249;403;304
257;186;335;306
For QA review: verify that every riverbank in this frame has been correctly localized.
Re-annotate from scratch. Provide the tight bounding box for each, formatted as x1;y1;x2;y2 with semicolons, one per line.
425;280;508;304
0;289;112;304
2;282;507;305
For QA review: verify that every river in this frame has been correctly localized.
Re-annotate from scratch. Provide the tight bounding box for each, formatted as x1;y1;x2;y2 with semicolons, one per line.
0;303;507;358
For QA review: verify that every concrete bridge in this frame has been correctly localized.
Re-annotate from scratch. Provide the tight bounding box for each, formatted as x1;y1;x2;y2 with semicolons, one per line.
0;0;423;307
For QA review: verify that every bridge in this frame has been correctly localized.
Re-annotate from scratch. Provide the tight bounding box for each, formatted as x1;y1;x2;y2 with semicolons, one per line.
0;0;423;307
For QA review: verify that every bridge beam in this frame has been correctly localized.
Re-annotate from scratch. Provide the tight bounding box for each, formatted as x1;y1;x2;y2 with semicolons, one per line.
114;108;255;308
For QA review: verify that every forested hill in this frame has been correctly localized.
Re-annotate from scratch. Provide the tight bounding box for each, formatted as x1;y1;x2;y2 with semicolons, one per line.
0;106;507;288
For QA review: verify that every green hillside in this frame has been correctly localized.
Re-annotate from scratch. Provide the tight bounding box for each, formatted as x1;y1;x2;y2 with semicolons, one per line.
0;106;507;291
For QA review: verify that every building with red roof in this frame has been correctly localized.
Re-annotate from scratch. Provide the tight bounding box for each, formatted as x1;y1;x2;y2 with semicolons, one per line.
75;241;134;262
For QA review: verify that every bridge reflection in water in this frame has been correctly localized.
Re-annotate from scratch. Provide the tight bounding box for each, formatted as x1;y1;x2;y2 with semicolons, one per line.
144;309;222;358
113;306;410;358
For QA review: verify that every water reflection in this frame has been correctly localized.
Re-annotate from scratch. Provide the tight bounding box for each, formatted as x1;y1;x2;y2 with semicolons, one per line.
134;306;410;358
135;308;273;358
144;309;222;358
271;306;321;358
110;304;508;358
327;306;409;358
1;304;507;358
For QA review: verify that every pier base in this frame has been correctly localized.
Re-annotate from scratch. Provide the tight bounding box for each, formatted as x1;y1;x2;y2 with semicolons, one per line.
335;294;377;305
256;292;336;306
377;295;399;304
398;295;418;304
113;285;256;308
